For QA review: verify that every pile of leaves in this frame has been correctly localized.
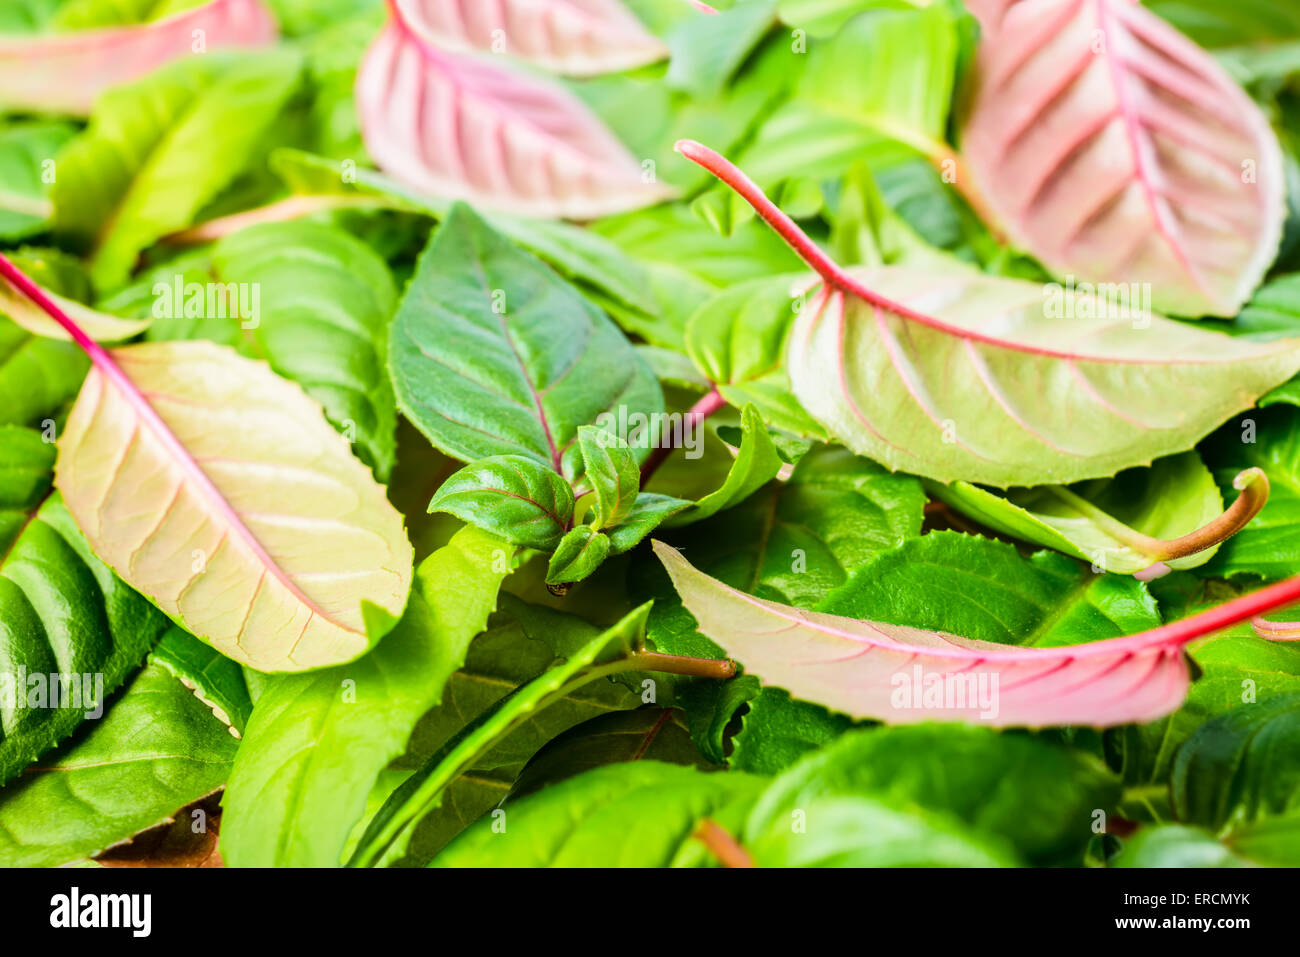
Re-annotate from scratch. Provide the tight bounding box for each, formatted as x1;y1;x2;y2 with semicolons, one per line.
2;0;1300;869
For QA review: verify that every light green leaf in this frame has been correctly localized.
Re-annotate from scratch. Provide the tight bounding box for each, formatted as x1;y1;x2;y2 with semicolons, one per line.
929;453;1230;575
51;51;303;290
665;0;777;98
578;426;639;529
1110;825;1250;868
546;526;612;586
662;404;787;527
787;265;1300;487
685;276;828;437
0;123;75;241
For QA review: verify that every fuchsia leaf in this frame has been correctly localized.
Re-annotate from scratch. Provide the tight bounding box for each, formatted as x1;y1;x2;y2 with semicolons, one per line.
391;0;668;76
0;0;277;116
356;6;674;220
655;541;1300;728
959;0;1286;318
674;139;1300;488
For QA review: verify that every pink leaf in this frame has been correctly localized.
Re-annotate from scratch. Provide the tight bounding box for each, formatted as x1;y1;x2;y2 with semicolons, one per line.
356;12;674;220
391;0;668;76
0;0;277;116
655;540;1300;728
959;0;1285;317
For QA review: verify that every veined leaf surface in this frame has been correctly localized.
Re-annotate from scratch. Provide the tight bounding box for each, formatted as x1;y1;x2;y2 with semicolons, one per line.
960;0;1286;317
676;141;1300;487
389;204;662;482
790;265;1300;487
0;661;237;867
356;11;673;219
56;340;413;672
0;0;277;116
657;540;1256;728
392;0;668;76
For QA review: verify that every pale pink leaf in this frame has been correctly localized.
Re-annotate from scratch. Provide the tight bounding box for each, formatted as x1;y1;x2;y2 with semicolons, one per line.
392;0;668;76
356;15;674;219
959;0;1285;317
654;541;1300;728
0;0;277;116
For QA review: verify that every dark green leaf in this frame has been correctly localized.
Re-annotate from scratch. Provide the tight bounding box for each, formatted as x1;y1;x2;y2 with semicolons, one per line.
389;204;662;482
429;455;575;550
1;426;170;785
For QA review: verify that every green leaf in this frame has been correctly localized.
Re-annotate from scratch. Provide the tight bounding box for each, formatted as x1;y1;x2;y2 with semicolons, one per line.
730;687;854;775
1110;825;1251;868
663;404;787;527
796;2;960;150
429;455;576;551
0;312;87;430
546;526;612;586
747;794;1017;867
665;0;777;98
51;51;304;290
745;724;1121;865
151;626;252;737
929;453;1229;576
819;531;1162;649
348;603;652;867
0;661;238;867
1225;810;1300;866
0;0;61;32
1172;693;1300;831
1202;408;1300;580
578;426;639;529
606;494;692;554
1;426;171;785
269;148;661;319
431;761;766;868
206;221;399;479
219;528;516;868
389;203;663;482
383;608;641;865
509;707;715;801
0;122;75;241
684;277;828;437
